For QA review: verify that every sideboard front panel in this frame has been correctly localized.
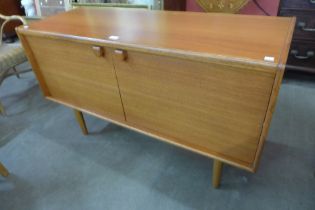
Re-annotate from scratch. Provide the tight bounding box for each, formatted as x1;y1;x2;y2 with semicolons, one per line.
113;51;276;164
26;37;125;121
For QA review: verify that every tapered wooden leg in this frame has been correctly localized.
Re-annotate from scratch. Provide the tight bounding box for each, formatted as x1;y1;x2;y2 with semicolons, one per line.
212;159;223;188
0;161;9;177
0;101;6;116
12;67;20;78
74;110;88;135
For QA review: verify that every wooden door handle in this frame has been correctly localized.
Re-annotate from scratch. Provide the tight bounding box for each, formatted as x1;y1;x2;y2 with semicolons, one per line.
114;49;128;61
92;46;105;57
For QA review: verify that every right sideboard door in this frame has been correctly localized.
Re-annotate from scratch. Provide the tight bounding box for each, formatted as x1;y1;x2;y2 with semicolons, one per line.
113;50;275;165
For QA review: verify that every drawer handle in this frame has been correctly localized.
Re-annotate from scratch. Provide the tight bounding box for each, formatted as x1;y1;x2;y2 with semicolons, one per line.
297;22;315;32
114;49;128;61
291;50;314;60
92;46;104;57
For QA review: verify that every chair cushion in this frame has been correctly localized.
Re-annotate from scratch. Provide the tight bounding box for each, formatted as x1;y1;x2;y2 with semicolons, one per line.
0;42;27;72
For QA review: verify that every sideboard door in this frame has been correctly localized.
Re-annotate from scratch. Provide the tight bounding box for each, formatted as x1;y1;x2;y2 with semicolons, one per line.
26;36;125;122
113;50;276;165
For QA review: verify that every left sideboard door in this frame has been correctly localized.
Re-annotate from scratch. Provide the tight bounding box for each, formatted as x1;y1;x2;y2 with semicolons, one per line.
25;36;125;122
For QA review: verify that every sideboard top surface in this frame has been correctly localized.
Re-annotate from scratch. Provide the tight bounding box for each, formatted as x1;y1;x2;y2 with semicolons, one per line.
21;8;294;67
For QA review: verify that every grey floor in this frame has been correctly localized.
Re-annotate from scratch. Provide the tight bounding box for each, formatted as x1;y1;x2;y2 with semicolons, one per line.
0;64;314;210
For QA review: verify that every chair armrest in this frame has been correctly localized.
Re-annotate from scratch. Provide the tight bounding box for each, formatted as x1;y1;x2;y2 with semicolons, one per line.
0;14;27;25
0;14;27;46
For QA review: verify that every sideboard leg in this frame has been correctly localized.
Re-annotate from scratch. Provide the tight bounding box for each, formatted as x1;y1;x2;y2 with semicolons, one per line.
0;161;9;177
74;109;88;135
212;159;223;188
0;101;6;116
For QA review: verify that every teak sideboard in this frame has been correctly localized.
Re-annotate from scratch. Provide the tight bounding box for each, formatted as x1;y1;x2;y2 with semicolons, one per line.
17;8;295;188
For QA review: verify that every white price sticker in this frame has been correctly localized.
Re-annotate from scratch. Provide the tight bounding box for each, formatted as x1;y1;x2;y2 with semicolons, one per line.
108;35;120;41
264;56;275;62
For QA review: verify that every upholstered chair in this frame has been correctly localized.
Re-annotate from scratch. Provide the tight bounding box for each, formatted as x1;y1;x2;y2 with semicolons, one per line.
0;14;31;177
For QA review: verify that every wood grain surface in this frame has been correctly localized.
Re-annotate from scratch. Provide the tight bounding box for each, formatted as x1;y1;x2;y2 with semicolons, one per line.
21;8;292;66
251;17;296;171
16;8;295;172
25;36;125;122
112;49;275;163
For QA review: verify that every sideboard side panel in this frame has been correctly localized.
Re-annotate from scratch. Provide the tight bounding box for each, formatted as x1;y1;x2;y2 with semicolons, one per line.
18;33;51;97
251;17;296;171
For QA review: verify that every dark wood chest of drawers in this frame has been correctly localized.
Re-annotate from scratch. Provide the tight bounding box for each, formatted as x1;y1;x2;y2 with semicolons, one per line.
278;0;315;73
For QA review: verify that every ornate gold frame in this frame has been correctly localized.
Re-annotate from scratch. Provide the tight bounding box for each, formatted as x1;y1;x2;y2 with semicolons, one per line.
196;0;250;13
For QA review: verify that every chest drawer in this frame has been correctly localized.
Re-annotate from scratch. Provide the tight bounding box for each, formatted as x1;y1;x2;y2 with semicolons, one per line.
280;0;315;9
286;40;315;73
279;10;315;41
